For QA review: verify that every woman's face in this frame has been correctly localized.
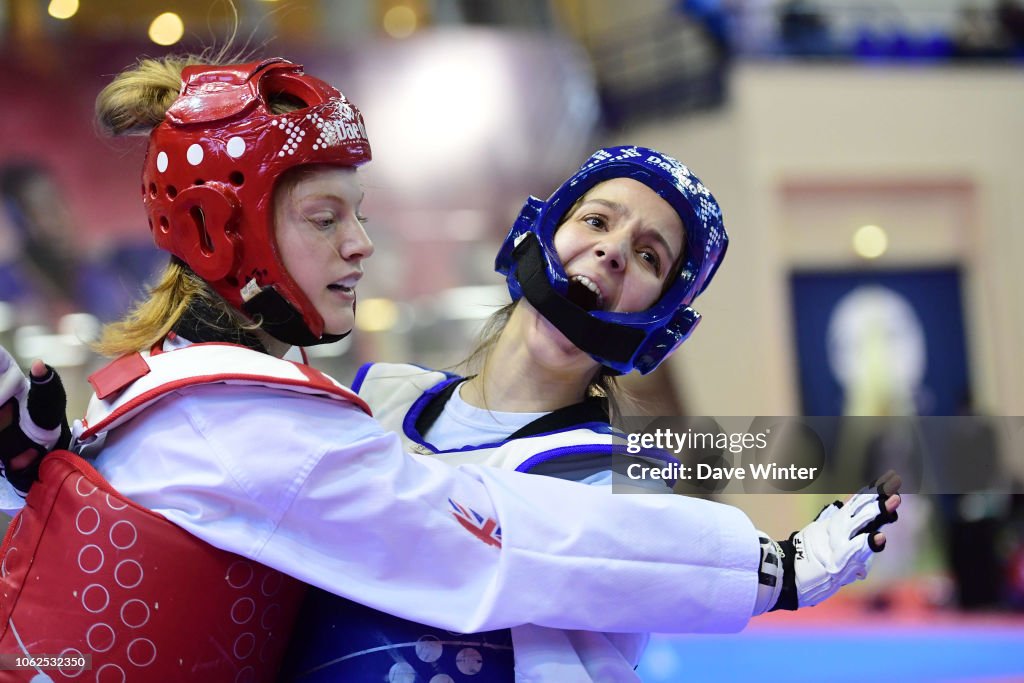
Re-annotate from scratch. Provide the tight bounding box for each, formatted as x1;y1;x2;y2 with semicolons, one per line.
274;166;373;337
508;177;685;378
553;177;683;315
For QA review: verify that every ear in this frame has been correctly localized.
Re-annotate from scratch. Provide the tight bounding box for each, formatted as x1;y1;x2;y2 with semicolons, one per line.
167;185;242;282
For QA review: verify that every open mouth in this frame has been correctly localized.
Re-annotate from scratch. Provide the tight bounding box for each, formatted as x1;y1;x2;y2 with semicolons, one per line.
327;283;353;294
566;275;604;312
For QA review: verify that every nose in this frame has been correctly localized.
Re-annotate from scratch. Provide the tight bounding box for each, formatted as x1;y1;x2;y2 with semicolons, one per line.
594;234;626;272
338;216;374;262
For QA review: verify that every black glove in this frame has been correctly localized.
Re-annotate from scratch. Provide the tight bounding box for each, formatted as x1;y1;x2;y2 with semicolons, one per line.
0;349;70;495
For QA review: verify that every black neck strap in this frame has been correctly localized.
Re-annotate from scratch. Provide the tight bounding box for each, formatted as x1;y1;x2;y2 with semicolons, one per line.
242;286;346;347
507;395;609;440
513;234;644;366
414;378;463;436
415;376;610;440
174;294;269;353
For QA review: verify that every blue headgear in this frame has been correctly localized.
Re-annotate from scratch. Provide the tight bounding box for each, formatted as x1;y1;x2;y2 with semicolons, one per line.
495;146;727;375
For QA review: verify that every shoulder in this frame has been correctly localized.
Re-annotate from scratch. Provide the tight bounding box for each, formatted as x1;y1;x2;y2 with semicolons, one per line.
183;382;379;439
353;361;456;395
98;382;390;505
109;382;380;452
81;344;367;442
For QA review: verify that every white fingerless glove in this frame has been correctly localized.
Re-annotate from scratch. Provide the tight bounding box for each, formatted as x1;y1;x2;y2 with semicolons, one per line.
753;481;899;614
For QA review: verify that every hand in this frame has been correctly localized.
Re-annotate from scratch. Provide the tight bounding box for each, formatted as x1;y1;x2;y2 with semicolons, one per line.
760;471;902;612
0;348;70;495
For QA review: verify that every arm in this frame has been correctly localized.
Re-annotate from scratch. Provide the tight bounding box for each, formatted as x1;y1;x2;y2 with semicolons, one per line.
30;370;899;634
94;383;760;635
275;447;758;634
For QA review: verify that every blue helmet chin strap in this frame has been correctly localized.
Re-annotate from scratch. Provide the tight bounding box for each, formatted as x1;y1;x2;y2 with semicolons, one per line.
495;146;727;375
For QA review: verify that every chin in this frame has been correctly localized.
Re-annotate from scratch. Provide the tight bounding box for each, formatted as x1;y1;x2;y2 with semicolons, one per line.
322;312;355;338
324;322;354;337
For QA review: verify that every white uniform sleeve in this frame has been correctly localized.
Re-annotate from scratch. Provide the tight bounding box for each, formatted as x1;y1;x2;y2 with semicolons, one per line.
92;384;758;635
0;479;25;516
510;469;653;682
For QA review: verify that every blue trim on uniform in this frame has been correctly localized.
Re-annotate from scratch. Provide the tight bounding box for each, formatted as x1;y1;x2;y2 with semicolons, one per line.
437;431;609;455
515;442;615;473
350;361;374;394
386;366;679;478
514;439;679;474
400;374;463;453
628;447;678;467
401;370;607;454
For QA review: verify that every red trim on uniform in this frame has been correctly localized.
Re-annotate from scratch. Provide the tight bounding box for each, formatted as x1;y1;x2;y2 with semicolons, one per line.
151;335;170;355
81;372;369;440
88;352;151;400
291;362;372;416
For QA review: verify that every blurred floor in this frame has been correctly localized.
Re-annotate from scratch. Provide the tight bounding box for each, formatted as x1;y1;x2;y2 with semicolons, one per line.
638;580;1024;683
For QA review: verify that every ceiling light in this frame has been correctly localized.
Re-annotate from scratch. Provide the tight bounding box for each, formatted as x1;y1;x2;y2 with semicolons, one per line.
149;12;185;46
852;224;888;259
383;5;418;39
48;0;79;20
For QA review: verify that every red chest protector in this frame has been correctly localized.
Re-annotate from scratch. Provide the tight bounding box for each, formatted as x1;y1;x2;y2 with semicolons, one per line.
0;343;370;682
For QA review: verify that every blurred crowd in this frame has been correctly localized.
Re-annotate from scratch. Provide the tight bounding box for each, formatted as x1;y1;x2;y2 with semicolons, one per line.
681;0;1024;60
0;162;164;328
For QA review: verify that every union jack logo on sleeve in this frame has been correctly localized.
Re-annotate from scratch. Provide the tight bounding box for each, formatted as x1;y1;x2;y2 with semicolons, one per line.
448;499;502;548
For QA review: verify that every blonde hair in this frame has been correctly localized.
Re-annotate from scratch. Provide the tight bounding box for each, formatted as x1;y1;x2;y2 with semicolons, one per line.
94;260;255;356
96;56;203;136
93;52;297;357
95;44;254;135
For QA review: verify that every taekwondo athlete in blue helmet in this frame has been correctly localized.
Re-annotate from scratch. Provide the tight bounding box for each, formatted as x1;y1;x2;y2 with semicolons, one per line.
282;146;904;683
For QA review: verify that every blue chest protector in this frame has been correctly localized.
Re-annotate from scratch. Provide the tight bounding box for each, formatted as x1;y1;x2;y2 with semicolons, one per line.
281;595;514;682
280;367;626;682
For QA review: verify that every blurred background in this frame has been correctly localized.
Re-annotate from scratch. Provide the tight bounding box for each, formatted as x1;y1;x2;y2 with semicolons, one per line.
1;0;1023;680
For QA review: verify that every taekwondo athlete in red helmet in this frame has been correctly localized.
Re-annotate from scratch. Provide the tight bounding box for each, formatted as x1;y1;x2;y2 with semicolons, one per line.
282;146;904;682
0;55;814;682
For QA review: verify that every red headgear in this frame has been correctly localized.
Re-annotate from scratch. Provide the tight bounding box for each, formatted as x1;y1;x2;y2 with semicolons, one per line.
142;58;372;345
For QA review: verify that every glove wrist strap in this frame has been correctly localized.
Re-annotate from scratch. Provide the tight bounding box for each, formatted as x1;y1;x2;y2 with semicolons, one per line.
769;538;798;611
753;533;784;615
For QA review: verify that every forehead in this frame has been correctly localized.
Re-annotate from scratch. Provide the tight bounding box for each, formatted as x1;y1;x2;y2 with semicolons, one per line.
580;178;683;246
281;165;360;200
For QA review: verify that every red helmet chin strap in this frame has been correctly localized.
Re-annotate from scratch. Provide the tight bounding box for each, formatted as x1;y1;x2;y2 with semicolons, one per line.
142;58;372;345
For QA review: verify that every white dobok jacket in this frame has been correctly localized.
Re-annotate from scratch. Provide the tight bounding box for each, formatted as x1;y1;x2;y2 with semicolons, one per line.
3;340;761;676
